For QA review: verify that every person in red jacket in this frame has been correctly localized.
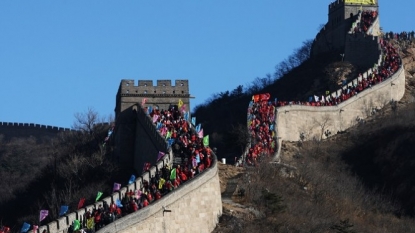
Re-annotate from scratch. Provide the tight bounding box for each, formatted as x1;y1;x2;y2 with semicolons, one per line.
142;198;149;207
155;190;162;200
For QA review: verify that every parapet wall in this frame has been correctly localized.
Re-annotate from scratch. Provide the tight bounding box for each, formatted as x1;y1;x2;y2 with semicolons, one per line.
344;34;380;68
97;157;222;233
0;122;72;141
275;66;405;153
36;150;174;233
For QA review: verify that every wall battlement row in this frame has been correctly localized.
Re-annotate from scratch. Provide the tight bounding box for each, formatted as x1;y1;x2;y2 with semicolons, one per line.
0;122;72;131
119;79;189;95
115;79;192;117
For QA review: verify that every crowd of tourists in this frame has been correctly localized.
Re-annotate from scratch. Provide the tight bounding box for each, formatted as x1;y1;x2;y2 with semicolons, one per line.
246;95;277;166
64;105;213;232
351;10;378;34
383;31;415;41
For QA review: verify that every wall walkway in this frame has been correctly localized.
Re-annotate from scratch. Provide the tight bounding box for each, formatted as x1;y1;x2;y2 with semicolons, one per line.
274;66;405;160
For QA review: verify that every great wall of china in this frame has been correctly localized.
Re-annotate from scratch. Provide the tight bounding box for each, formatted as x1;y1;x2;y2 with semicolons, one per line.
1;0;408;232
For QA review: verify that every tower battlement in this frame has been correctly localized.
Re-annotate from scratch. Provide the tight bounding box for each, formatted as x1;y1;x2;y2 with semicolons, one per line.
118;79;189;96
115;79;191;118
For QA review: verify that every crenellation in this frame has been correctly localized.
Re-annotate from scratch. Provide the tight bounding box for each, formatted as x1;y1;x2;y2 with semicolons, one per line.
138;80;153;86
156;80;172;87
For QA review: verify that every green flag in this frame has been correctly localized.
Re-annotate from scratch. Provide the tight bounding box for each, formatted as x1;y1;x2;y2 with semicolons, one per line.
203;135;209;147
96;191;103;201
170;168;176;180
166;131;172;139
73;220;80;231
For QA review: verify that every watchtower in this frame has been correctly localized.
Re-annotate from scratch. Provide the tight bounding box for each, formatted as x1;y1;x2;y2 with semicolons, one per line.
312;0;379;57
113;79;191;171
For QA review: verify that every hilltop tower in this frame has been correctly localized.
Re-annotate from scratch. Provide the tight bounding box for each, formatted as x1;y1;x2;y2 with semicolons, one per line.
312;0;380;67
114;79;191;170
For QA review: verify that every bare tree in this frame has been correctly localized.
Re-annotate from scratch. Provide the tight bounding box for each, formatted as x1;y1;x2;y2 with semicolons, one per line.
72;107;106;135
313;114;333;141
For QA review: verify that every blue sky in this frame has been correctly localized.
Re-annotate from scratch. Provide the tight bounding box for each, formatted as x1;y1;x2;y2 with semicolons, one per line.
0;0;413;128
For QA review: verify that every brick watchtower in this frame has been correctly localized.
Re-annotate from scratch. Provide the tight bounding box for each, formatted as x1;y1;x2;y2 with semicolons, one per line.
113;79;191;171
312;0;379;58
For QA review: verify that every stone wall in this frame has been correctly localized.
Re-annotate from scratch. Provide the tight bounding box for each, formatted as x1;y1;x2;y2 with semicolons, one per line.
0;122;72;141
36;151;174;233
344;34;380;68
97;158;222;233
275;66;405;157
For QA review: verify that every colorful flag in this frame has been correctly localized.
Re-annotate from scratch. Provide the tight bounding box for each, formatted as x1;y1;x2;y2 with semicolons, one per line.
113;183;121;192
184;111;189;121
191;117;196;126
158;178;166;189
178;99;183;108
96;191;103;202
73;220;80;231
141;98;147;106
165;131;172;139
157;151;165;161
128;175;136;185
198;129;204;138
143;162;151;173
20;222;30;233
156;122;162;130
147;106;153;115
39;210;48;222
167;138;175;147
170;168;176;180
195;124;201;133
77;198;86;209
32;225;38;233
135;190;142;199
152;114;159;123
86;218;94;230
203;135;209;147
116;199;123;208
181;104;186;112
59;205;69;216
